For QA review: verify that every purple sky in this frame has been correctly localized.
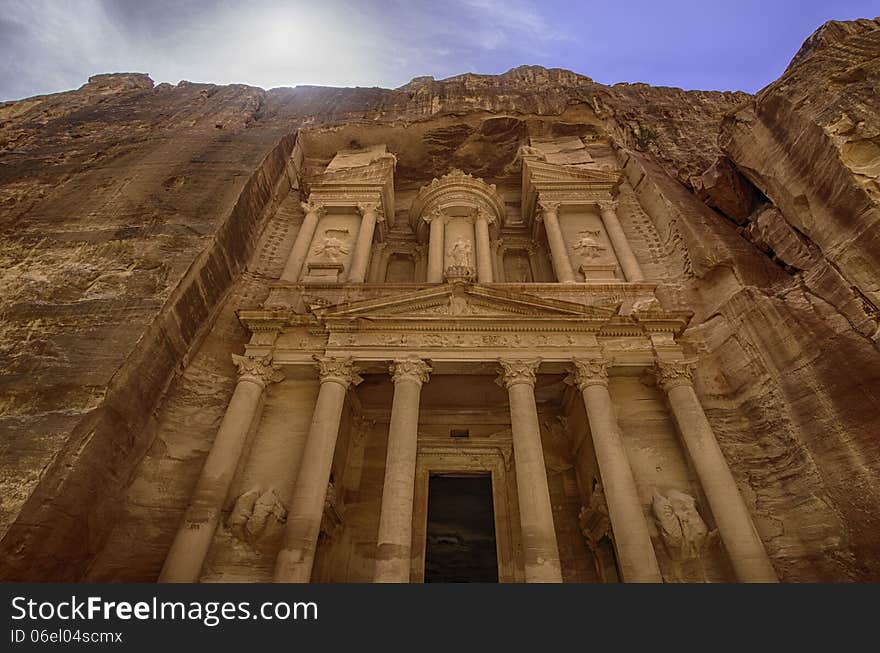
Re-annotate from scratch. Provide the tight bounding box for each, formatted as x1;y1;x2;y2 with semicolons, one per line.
1;0;877;101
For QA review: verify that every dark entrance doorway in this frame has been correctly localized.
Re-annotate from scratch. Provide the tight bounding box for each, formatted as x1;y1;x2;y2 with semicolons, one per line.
424;474;499;583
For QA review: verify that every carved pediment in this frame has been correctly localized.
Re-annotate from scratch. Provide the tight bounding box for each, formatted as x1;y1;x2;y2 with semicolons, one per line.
315;284;616;320
524;158;621;185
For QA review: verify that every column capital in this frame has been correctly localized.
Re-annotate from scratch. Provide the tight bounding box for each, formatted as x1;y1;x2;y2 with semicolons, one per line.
424;206;445;224
472;206;495;225
389;358;432;385
231;353;284;388
536;201;560;220
496;358;541;389
597;199;619;213
301;198;326;217
565;358;609;391
356;201;383;220
654;360;695;392
314;356;363;388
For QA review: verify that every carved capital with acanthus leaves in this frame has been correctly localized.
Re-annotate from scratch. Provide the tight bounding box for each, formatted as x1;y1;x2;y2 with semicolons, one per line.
654;360;695;392
301;198;327;218
565;358;609;391
232;354;284;388
390;358;432;386
496;358;541;389
315;356;363;388
423;206;445;224
536;201;561;221
596;199;619;213
356;201;383;222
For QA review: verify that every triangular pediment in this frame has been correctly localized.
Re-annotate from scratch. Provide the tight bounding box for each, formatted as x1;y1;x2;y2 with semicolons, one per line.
315;284;615;320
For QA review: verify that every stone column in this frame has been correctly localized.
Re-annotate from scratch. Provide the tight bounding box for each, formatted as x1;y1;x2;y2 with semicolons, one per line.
537;202;576;283
597;200;643;282
474;209;494;283
348;202;383;283
159;354;283;583
374;358;432;582
274;357;362;583
567;359;663;583
655;361;777;582
496;359;563;582
426;210;445;283
280;199;326;282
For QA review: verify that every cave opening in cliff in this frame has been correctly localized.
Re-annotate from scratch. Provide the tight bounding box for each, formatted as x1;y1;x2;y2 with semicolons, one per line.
424;473;499;583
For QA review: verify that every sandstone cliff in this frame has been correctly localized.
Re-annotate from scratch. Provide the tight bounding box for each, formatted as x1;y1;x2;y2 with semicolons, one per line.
0;18;878;581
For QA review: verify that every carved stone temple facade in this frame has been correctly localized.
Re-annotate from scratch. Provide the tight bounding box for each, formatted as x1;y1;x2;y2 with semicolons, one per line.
4;20;879;583
150;139;776;584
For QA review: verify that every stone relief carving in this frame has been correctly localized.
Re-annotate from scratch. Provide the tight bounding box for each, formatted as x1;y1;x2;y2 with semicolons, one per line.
447;236;473;268
447;293;472;315
228;487;287;547
652;489;717;561
578;481;611;550
652;489;719;582
573;229;606;259
578;479;618;583
312;229;351;262
334;331;601;350
511;257;532;282
320;481;343;542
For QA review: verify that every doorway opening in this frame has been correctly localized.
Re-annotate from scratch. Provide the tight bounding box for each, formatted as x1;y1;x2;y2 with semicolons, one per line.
424;473;499;582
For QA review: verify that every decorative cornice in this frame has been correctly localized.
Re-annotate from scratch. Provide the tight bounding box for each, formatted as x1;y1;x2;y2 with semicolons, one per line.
496;358;541;389
389;358;432;385
231;354;284;388
301;198;327;217
565;358;609;390
314;356;363;387
654;360;695;392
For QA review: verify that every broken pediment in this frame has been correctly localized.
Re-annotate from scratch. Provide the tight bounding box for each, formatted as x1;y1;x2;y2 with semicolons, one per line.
304;143;397;227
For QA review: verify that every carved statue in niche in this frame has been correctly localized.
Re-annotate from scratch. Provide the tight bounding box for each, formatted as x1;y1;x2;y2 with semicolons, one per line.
652;489;719;582
448;236;473;268
573;229;606;259
312;229;350;262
